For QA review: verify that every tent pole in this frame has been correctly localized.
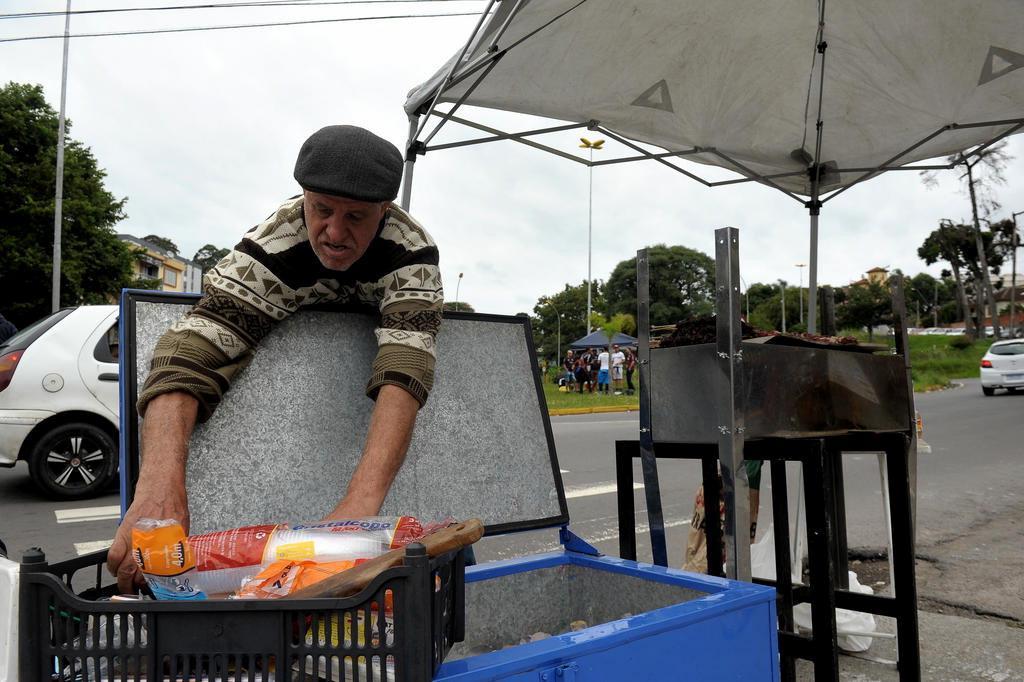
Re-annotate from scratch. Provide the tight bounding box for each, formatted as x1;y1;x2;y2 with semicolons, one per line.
400;115;420;211
808;204;820;335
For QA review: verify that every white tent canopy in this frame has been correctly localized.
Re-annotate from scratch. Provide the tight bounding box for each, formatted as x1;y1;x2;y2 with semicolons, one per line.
402;0;1024;331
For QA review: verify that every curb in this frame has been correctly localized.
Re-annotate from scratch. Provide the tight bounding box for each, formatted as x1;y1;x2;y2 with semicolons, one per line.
549;405;638;417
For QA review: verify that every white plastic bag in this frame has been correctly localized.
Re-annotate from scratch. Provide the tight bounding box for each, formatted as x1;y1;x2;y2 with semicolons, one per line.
794;570;877;653
753;522;877;653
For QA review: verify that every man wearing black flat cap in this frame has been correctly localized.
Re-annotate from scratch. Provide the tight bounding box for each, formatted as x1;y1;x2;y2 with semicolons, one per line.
107;125;443;592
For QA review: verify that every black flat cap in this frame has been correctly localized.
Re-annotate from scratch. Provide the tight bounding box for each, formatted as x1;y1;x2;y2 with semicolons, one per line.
293;125;403;203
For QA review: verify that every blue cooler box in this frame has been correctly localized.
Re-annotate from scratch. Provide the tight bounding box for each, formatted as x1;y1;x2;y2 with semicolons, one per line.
118;291;778;681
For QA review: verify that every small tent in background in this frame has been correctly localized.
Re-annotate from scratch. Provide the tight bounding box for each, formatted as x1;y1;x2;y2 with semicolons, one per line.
567;330;637;351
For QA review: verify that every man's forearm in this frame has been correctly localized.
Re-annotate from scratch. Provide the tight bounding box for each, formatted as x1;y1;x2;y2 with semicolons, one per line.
139;392;199;489
335;384;419;516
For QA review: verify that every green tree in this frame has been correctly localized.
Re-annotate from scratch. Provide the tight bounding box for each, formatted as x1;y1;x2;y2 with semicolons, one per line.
604;244;715;325
594;312;637;352
744;282;778;314
906;272;957;327
442;301;475;313
919;222;979;335
837;282;891;340
922;140;1013;337
0;82;131;328
192;243;230;271
532;282;605;359
748;284;801;332
143;234;179;255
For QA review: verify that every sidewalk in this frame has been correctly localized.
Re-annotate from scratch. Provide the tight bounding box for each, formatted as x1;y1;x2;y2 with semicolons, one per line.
796;610;1024;681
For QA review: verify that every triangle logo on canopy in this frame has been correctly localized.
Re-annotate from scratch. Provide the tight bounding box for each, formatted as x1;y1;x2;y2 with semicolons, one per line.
978;45;1024;86
632;79;674;112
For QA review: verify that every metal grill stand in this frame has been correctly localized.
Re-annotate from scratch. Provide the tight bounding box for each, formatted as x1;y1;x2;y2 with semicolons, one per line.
623;229;921;681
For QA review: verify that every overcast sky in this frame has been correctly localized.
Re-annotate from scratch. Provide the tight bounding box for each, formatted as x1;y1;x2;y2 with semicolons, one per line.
3;1;1022;316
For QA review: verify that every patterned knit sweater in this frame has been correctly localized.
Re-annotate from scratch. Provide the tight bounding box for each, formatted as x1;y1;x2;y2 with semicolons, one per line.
137;196;443;422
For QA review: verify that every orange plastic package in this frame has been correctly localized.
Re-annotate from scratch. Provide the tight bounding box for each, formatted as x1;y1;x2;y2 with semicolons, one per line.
132;516;450;600
131;519;206;600
236;558;366;599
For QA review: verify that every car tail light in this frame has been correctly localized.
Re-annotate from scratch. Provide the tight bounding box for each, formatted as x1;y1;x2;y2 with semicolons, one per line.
981;359;993;368
0;350;23;392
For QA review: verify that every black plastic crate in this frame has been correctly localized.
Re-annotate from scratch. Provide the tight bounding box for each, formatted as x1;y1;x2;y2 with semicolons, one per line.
19;543;465;682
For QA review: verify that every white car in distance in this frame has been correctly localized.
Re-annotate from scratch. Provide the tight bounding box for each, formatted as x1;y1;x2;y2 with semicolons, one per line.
0;305;119;498
980;339;1024;396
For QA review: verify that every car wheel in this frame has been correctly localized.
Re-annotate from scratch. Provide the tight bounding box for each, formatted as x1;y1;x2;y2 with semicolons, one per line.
28;423;117;499
1009;387;1019;394
982;387;996;396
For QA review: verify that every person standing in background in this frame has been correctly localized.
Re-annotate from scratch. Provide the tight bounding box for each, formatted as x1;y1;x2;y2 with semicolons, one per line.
624;347;637;395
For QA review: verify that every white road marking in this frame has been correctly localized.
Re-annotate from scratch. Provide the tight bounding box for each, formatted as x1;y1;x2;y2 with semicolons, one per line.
484;518;690;559
585;518;690;545
55;505;121;524
565;481;643;499
560;468;570;474
75;539;114;555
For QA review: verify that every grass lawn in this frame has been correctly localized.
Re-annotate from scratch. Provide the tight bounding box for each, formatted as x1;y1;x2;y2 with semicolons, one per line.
539;333;989;412
541;371;639;412
839;329;988;391
906;334;988;391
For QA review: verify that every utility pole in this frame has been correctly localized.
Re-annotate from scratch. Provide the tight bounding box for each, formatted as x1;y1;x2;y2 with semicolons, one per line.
51;0;72;313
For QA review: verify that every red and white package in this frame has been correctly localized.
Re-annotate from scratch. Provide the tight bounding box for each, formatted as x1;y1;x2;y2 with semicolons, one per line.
177;516;450;597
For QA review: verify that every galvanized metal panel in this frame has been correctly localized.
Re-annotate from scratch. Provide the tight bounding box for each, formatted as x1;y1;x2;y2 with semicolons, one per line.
649;342;910;443
126;295;566;535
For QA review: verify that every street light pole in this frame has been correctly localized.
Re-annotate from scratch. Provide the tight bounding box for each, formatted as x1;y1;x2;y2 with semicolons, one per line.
740;276;750;320
579;137;604;332
454;272;463;312
51;0;72;313
1012;211;1023;337
795;263;806;325
779;280;787;333
542;297;562;363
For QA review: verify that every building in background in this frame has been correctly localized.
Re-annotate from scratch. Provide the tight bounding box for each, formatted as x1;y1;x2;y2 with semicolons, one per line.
118;234;203;293
850;266;890;288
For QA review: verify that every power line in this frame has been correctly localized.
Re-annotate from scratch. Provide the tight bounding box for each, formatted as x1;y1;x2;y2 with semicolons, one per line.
0;11;480;43
0;0;482;22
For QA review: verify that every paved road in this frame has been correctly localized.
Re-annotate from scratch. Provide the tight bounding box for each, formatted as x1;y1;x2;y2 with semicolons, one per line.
1;379;1020;574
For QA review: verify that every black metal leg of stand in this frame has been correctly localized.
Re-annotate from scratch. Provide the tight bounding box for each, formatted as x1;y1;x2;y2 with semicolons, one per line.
824;445;850;589
639;442;669;567
886;435;921;681
770;459;796;682
804;441;839;681
616;441;638;562
702;455;724;578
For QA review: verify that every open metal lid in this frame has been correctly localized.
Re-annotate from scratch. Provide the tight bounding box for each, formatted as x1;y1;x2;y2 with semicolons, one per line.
119;290;568;536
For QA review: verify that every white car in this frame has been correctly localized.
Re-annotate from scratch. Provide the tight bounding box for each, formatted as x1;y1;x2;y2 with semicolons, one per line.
0;305;119;498
980;339;1024;396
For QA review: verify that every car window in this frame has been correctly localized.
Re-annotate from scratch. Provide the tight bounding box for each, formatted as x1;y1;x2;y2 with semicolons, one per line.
93;319;119;363
990;342;1024;356
0;308;75;351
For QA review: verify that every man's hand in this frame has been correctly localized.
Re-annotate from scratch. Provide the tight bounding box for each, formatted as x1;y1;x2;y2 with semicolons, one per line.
322;384;419;521
107;391;198;594
106;483;190;594
322;494;383;522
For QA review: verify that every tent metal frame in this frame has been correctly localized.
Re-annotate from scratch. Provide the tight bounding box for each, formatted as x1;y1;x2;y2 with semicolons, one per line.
400;0;1024;333
398;0;1024;597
